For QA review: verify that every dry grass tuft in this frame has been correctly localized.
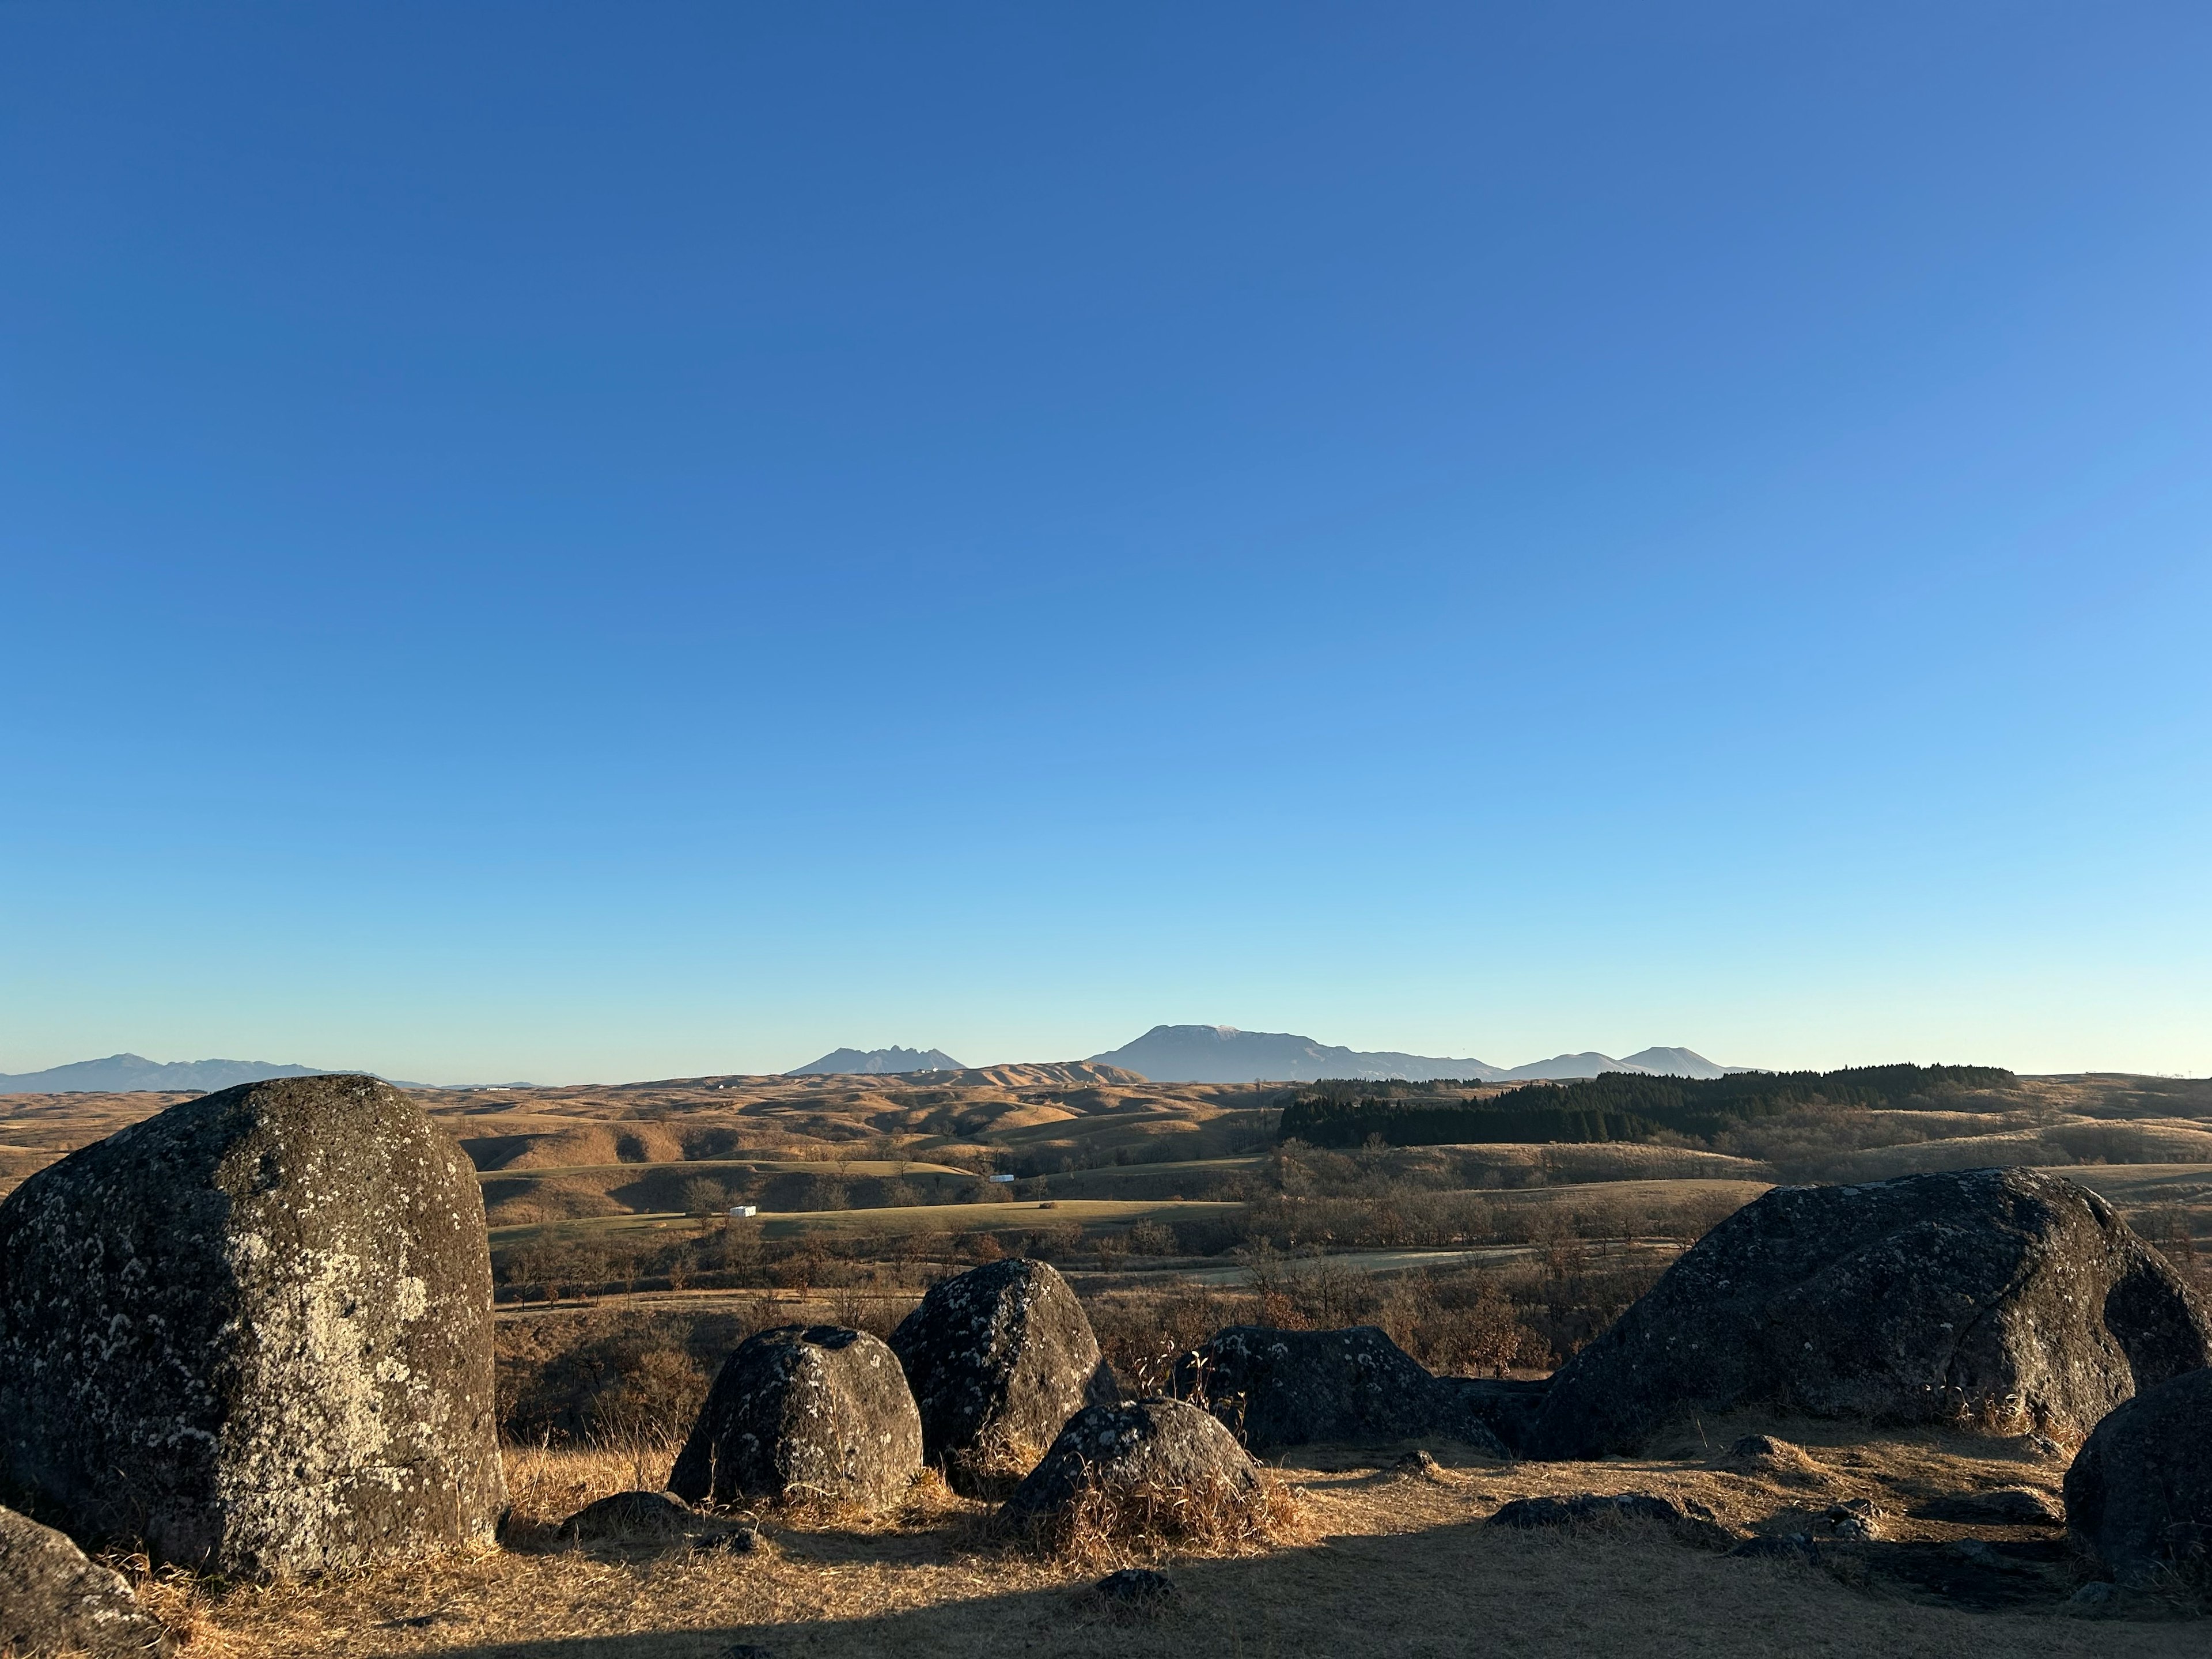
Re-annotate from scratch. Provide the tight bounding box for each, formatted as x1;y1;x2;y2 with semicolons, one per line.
104;1552;232;1656
1016;1468;1308;1570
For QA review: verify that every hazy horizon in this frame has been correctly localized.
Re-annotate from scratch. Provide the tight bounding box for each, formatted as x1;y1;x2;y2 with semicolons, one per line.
4;6;2207;1084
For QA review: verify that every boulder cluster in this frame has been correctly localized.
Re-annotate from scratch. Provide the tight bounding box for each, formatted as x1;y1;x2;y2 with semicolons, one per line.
5;1070;2210;1638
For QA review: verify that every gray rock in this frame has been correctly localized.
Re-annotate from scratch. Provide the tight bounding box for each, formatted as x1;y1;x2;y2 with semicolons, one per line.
1489;1491;1737;1550
1823;1498;1887;1541
1490;1491;1687;1529
1919;1487;2065;1526
1172;1326;1508;1456
0;1075;505;1577
889;1259;1118;1486
555;1490;696;1541
668;1325;922;1513
1001;1397;1259;1528
2065;1364;2212;1585
1527;1169;2211;1458
1719;1433;1831;1484
0;1502;171;1657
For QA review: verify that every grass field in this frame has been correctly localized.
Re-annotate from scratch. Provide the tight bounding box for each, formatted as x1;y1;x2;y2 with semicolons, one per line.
180;1412;2205;1657
490;1197;1246;1249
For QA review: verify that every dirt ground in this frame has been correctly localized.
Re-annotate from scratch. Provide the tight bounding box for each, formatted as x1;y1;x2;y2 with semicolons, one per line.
175;1412;2201;1659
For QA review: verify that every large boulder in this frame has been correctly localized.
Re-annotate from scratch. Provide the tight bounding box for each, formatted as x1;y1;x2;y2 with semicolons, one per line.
0;1075;505;1577
2065;1365;2212;1585
889;1259;1118;1483
1527;1168;2211;1459
1000;1397;1260;1532
1172;1325;1507;1455
668;1325;922;1512
0;1503;171;1657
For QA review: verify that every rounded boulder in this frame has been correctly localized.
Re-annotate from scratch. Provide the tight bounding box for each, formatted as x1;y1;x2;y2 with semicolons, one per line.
889;1259;1118;1483
668;1325;922;1512
1525;1167;2212;1458
1174;1324;1506;1455
0;1502;171;1657
0;1075;505;1577
2065;1365;2212;1585
1000;1396;1260;1528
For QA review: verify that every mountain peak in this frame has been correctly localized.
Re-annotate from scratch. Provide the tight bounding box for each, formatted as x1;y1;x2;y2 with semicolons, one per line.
786;1046;965;1076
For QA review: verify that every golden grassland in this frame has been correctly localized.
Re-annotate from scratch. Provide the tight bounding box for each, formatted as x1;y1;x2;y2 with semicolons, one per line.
158;1412;2206;1658
9;1071;2212;1651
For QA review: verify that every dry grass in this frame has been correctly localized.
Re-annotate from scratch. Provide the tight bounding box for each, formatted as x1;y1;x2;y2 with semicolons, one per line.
1012;1469;1309;1570
156;1413;2210;1658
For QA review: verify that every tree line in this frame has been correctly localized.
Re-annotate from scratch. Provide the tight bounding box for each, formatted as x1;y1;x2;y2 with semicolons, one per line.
1276;1062;2016;1150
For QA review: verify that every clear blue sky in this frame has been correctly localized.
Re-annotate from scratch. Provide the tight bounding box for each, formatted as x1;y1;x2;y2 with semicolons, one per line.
3;3;2207;1082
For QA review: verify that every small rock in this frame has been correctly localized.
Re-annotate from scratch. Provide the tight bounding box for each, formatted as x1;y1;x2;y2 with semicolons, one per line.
694;1526;763;1555
555;1490;695;1542
719;1645;777;1659
1718;1434;1830;1485
1823;1498;1887;1541
2025;1433;2063;1460
2069;1580;2119;1607
1921;1487;2063;1526
1094;1567;1177;1603
0;1503;173;1657
1395;1449;1449;1480
1490;1492;1685;1530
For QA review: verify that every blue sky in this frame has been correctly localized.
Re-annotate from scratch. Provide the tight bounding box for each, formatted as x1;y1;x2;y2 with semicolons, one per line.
3;3;2207;1082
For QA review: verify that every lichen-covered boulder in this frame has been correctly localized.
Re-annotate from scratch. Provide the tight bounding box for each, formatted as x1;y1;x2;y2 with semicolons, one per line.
1173;1325;1507;1455
889;1259;1118;1484
2065;1365;2212;1585
668;1325;922;1512
0;1075;505;1578
1000;1397;1259;1529
1527;1168;2211;1459
0;1503;171;1657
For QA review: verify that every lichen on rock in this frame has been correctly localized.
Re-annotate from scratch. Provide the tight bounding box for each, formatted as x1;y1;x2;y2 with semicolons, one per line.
0;1074;506;1577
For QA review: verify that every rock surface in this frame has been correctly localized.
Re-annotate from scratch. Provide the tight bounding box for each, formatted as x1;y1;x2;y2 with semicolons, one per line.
1488;1491;1736;1549
1173;1325;1507;1455
889;1259;1117;1484
1001;1397;1259;1527
555;1490;697;1542
1718;1433;1831;1485
668;1325;922;1512
0;1074;505;1577
0;1501;171;1657
1919;1487;2064;1526
1526;1168;2211;1458
2064;1363;2212;1584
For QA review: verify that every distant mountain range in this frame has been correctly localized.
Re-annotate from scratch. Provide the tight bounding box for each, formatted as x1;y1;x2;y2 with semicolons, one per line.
7;1035;1746;1093
1082;1025;1745;1084
787;1046;965;1076
0;1053;336;1094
